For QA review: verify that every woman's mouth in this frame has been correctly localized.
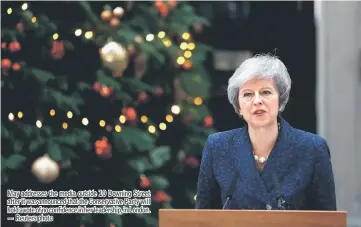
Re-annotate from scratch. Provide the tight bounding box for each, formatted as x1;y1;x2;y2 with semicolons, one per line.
254;110;265;116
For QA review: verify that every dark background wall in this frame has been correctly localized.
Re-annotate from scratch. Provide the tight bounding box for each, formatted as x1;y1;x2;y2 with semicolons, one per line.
193;1;316;134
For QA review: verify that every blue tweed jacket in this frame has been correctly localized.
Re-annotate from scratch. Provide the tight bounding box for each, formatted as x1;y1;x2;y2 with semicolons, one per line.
195;117;337;210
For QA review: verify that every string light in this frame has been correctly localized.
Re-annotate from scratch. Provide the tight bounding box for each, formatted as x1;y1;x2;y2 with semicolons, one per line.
182;32;190;40
74;29;82;36
67;111;73;118
84;31;93;39
159;122;166;130
31;17;37;23
188;43;195;50
176;57;185;65
175;32;196;69
146;34;154;42
162;39;171;47
148;125;156;133
180;42;187;50
8;113;15;121
99;120;106;127
140;115;148;123
7;101;193;134
7;8;12;14
171;105;181;114
36;120;42;128
166;114;173;123
115;125;122;132
5;111;181;134
158;31;165;39
21;3;28;10
82;118;89;126
17;112;23;119
119;115;126;124
53;33;59;40
193;97;203;106
184;51;192;58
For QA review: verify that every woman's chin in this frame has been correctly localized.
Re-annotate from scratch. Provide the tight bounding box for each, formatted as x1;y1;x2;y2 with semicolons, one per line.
249;115;273;127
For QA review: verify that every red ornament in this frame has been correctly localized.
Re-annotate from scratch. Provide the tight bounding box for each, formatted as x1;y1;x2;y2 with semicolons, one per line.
94;137;112;159
12;63;21;71
51;41;64;60
140;177;151;188
159;4;168;17
100;86;112;97
203;116;213;127
122;107;137;121
184;156;199;168
93;82;101;91
9;41;21;52
152;190;169;202
183;60;192;70
1;59;12;69
1;58;12;76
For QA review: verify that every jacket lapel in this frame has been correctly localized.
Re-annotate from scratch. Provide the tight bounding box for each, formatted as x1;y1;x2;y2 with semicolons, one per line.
229;126;269;204
260;118;295;194
228;117;295;205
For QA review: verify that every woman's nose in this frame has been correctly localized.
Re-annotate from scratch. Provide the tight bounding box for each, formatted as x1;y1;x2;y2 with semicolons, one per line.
253;93;263;105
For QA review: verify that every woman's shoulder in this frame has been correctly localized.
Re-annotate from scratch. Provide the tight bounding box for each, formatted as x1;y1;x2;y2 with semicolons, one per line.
208;127;242;141
289;127;330;158
205;127;243;148
292;127;327;146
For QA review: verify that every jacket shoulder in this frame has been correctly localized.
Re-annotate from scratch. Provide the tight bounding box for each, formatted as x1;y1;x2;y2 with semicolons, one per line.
291;128;330;157
292;128;327;145
205;128;242;149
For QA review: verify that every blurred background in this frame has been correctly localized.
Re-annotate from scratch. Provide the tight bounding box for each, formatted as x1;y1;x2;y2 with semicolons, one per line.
1;1;360;227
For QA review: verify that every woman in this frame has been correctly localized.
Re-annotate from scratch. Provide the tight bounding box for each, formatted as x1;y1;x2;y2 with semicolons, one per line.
195;54;337;210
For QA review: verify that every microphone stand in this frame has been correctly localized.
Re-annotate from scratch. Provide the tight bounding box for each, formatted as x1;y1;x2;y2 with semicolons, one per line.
222;196;231;209
277;196;286;210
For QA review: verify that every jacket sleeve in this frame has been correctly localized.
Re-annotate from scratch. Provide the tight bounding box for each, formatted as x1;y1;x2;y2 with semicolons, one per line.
308;139;337;210
195;135;221;209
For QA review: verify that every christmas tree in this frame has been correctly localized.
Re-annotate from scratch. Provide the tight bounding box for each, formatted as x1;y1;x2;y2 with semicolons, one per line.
2;1;215;227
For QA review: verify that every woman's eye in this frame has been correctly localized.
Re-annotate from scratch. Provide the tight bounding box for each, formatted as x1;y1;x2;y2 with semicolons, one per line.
263;90;271;95
243;93;252;97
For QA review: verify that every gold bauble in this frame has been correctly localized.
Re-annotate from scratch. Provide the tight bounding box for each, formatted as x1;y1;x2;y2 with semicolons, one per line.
100;41;129;75
31;155;60;184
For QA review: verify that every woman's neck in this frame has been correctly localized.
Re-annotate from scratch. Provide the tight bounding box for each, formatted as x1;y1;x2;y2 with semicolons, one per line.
248;121;279;157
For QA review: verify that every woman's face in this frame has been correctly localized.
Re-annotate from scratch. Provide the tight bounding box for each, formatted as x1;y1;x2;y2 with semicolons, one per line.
238;78;279;128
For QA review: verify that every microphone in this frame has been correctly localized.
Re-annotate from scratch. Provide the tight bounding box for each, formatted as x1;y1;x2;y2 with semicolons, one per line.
222;171;240;209
272;173;288;210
